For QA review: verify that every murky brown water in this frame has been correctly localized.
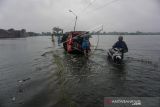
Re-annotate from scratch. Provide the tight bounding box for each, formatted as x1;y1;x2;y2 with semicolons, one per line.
0;36;160;107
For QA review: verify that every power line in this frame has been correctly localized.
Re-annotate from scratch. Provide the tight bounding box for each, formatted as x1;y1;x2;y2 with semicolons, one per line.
95;0;121;11
64;0;121;31
83;0;122;15
78;0;97;15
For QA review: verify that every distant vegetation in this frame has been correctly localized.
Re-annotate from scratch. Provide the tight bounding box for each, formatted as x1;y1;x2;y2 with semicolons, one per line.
1;28;159;38
52;27;63;36
0;28;52;38
91;31;160;35
0;28;28;38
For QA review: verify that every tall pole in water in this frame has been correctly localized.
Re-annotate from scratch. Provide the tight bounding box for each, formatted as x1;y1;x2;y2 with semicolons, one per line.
69;10;77;31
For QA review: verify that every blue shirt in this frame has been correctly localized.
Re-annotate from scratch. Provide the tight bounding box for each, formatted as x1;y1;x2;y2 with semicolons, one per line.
82;37;89;49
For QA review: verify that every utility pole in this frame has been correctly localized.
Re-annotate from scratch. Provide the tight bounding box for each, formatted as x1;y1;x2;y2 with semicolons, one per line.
69;10;77;31
74;16;77;31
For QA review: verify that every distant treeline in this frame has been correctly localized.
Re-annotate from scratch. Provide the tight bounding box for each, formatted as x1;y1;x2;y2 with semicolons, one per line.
91;31;160;35
0;28;52;38
28;32;52;36
0;29;28;38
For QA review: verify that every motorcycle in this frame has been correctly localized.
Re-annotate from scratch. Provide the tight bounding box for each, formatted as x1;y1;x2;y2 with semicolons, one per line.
107;48;123;64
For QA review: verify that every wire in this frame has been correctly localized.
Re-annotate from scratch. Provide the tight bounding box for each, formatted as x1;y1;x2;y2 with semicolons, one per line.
78;0;97;15
64;0;97;30
83;0;121;15
95;0;121;11
64;0;122;31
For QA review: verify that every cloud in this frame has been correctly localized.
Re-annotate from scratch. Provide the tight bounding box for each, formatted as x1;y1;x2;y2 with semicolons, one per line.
0;0;160;32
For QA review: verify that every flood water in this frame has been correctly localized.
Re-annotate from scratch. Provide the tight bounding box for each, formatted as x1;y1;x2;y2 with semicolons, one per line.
0;35;160;107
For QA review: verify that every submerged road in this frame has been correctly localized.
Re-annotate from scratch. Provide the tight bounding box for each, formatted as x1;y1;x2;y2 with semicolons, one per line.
0;35;160;107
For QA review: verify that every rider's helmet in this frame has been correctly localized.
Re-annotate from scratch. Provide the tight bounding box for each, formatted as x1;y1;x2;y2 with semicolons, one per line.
118;36;123;41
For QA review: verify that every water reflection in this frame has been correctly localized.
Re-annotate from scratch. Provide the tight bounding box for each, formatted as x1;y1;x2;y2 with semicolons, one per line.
1;36;160;107
53;49;129;106
64;54;92;79
108;63;127;96
52;54;75;107
53;52;104;107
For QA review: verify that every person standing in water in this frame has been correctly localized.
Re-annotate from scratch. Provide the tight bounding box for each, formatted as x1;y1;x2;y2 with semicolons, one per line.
82;34;90;57
112;36;128;59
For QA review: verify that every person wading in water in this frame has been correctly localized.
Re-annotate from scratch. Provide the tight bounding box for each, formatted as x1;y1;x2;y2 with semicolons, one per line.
112;36;128;59
82;34;90;57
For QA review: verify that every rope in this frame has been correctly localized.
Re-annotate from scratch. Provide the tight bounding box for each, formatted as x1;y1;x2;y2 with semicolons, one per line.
59;25;103;57
71;27;102;54
60;25;103;45
89;25;103;56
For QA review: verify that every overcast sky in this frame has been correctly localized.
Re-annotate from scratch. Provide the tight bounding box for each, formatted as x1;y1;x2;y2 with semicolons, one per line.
0;0;160;33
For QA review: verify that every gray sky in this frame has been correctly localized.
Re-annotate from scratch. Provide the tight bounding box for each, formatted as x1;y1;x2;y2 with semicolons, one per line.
0;0;160;33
